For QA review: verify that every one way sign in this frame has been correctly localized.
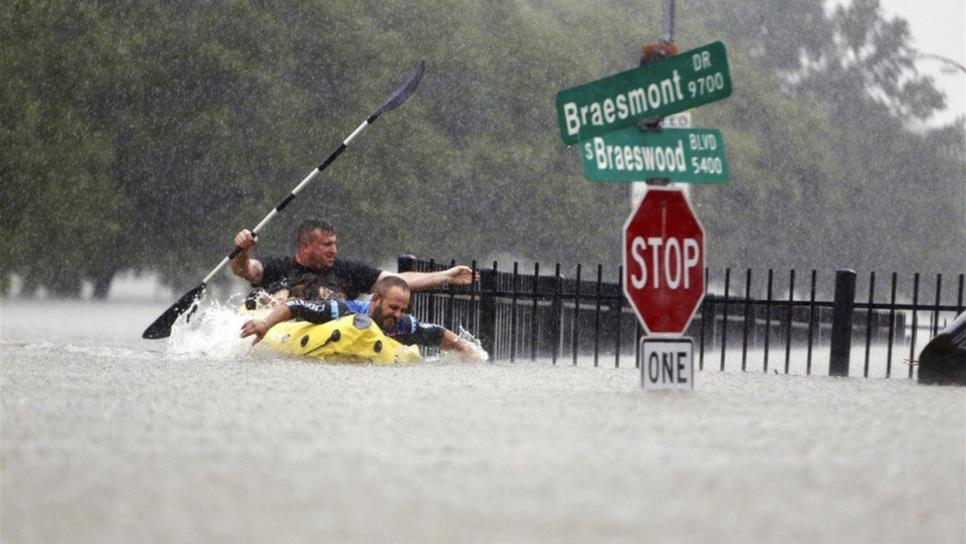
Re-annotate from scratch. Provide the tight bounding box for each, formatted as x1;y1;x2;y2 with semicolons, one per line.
640;337;694;390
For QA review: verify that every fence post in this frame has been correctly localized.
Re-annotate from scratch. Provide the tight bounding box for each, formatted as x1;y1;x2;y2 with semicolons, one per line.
397;254;417;273
829;269;857;377
398;254;419;318
479;266;498;360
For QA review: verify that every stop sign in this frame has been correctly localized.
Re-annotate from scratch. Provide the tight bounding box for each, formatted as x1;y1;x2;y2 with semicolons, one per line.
623;187;705;335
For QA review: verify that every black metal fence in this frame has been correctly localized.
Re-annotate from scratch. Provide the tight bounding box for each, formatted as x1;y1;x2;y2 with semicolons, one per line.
398;256;965;379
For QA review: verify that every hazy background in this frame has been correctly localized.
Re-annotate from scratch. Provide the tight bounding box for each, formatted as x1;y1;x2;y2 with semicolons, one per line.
2;0;963;300
2;5;964;541
871;0;965;128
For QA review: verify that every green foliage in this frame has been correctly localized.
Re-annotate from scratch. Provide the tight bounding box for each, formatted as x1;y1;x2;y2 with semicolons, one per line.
687;0;964;275
1;0;962;298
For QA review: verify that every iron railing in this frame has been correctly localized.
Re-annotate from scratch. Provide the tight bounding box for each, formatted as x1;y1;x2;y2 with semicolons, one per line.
399;256;965;379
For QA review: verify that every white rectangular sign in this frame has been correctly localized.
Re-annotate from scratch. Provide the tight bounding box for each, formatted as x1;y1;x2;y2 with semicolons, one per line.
640;337;694;390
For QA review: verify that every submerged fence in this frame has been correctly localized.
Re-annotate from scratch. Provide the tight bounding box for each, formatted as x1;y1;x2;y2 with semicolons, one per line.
399;256;965;379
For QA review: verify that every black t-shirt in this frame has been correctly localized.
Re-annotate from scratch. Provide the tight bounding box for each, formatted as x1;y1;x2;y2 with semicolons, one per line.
258;256;382;301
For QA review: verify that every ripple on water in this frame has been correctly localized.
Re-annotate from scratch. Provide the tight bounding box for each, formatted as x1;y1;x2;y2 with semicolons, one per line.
1;301;964;544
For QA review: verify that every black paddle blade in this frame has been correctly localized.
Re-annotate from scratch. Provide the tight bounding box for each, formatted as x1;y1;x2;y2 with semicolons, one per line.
142;283;206;339
376;60;425;116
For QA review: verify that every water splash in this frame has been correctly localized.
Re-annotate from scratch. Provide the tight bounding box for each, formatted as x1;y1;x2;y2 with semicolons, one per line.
163;294;490;365
457;325;490;363
165;296;254;359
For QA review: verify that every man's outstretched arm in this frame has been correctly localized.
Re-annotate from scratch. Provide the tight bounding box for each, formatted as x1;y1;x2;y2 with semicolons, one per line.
240;303;293;345
240;299;349;345
440;329;484;363
381;265;479;291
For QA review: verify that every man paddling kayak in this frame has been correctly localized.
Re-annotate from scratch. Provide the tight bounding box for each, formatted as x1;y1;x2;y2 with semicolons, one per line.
231;218;476;300
240;275;483;362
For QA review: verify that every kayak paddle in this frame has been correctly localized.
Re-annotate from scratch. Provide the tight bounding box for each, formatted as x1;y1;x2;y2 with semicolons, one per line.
142;61;426;339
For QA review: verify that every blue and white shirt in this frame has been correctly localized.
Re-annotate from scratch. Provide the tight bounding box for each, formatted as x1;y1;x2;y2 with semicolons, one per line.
285;299;446;347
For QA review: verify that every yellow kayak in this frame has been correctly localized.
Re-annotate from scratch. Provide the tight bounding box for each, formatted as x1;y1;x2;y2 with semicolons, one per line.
255;312;422;365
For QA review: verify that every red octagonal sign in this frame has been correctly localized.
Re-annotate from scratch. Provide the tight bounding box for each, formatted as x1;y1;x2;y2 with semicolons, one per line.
623;187;705;335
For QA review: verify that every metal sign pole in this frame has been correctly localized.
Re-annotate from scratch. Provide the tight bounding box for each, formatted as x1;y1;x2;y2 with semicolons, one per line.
662;0;675;44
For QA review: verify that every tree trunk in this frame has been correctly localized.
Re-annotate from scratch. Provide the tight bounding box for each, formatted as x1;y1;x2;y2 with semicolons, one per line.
91;266;119;299
92;274;113;299
47;275;82;298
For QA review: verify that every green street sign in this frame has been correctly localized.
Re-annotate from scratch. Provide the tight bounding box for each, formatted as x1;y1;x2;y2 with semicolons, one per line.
581;127;729;183
555;41;732;145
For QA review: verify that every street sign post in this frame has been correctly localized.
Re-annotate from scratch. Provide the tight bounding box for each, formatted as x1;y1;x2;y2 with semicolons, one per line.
622;187;705;335
582;127;728;183
631;111;693;208
555;41;732;145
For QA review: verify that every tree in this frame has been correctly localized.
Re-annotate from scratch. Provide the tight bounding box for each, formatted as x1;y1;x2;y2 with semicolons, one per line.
1;0;962;298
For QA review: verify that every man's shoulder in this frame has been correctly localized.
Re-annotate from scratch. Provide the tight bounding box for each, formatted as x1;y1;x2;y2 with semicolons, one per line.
344;299;370;314
331;259;381;274
326;259;382;298
395;314;419;334
330;259;383;284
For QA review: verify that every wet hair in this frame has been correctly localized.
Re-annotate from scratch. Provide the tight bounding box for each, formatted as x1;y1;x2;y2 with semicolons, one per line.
372;275;410;297
294;218;336;248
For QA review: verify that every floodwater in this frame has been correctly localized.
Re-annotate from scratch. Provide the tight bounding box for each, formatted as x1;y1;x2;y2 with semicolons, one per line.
2;299;964;544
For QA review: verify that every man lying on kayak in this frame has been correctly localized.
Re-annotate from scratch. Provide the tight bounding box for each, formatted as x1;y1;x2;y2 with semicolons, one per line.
231;218;477;300
239;275;483;362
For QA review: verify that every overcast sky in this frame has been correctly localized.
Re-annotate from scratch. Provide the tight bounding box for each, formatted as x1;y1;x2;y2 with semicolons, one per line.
878;0;966;127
